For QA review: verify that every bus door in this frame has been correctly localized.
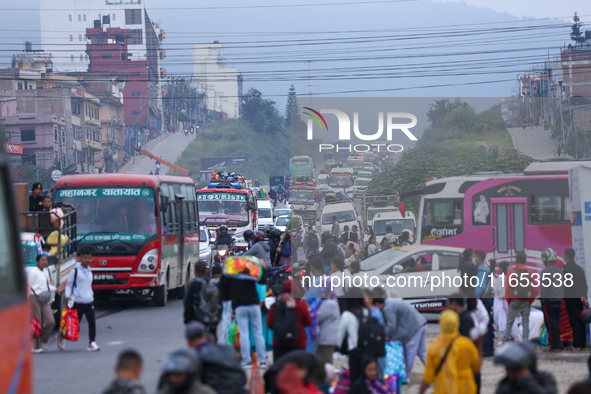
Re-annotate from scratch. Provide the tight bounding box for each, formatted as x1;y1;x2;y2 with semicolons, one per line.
181;198;200;283
492;198;526;262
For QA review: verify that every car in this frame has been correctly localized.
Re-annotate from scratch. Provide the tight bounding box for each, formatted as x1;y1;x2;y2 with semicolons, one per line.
199;226;214;267
363;162;374;172
356;245;465;311
352;177;370;197
274;208;292;217
317;200;360;239
274;215;292;232
356;170;373;179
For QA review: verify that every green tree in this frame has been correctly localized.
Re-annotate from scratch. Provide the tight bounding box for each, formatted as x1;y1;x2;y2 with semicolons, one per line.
240;88;286;134
11;54;17;69
571;12;583;44
284;84;296;128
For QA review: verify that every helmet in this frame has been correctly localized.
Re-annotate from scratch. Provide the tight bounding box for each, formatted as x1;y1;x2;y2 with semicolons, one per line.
541;248;557;263
253;230;265;243
321;231;333;244
219;225;228;234
270;228;283;240
265;226;274;238
494;342;537;372
401;229;412;241
159;348;203;392
243;229;254;241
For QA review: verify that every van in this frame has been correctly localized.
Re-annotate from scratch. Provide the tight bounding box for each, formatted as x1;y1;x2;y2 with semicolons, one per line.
257;199;275;231
317;200;360;240
373;211;416;246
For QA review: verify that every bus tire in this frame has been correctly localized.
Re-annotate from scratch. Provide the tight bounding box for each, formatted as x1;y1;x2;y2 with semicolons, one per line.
154;284;167;306
172;285;185;300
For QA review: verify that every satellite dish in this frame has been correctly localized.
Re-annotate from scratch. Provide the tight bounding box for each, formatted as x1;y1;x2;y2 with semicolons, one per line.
51;170;63;182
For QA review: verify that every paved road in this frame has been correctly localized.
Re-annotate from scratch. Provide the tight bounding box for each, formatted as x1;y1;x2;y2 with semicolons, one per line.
124;132;196;175
507;126;568;160
34;298;187;394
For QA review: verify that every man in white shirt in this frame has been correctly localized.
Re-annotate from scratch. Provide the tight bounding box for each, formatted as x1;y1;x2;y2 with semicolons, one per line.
59;247;100;351
27;254;57;353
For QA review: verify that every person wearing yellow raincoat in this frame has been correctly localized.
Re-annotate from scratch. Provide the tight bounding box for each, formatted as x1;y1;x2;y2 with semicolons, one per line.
419;310;480;394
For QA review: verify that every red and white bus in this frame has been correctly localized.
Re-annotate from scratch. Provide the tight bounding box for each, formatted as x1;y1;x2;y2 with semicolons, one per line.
1;138;32;393
53;174;200;306
196;185;258;249
415;161;590;271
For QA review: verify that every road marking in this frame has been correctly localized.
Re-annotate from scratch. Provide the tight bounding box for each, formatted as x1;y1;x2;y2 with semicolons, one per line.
108;341;124;345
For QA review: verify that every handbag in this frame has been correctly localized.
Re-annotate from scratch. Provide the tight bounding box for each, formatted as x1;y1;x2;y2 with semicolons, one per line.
31;316;42;339
59;307;80;341
579;308;591;324
384;340;407;384
32;273;52;303
434;336;459;377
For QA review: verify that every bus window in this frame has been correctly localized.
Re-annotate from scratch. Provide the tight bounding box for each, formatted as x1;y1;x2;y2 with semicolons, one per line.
425;199;463;225
529;194;570;224
0;179;20;297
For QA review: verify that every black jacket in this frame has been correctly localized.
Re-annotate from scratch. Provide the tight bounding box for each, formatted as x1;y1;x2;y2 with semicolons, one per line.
29;195;43;212
218;276;232;302
196;342;247;394
214;233;234;248
495;371;557;394
269;239;280;266
228;270;267;309
184;277;207;324
459;310;474;338
318;239;339;265
563;261;588;298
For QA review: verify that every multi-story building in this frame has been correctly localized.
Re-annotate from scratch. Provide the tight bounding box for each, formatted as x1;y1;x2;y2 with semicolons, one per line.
560;43;591;99
193;42;243;118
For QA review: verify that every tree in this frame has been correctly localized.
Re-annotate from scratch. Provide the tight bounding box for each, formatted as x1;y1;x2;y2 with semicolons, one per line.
11;54;17;69
571;12;583;44
240;88;286;134
284;84;296;128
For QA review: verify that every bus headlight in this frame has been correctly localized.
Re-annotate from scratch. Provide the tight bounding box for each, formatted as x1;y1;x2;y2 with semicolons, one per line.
138;249;158;272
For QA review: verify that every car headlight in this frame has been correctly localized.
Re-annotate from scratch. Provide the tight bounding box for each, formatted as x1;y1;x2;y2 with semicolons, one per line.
137;249;158;272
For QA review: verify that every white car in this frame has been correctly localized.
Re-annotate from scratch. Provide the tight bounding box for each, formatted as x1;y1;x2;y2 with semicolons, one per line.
317;200;360;238
373;211;416;246
356;245;465;311
352;178;370;197
199;226;214;267
357;170;373;179
274;215;292;232
274;208;292;218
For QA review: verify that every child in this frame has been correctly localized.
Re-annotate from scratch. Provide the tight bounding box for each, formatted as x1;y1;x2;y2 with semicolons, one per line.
351;358;387;394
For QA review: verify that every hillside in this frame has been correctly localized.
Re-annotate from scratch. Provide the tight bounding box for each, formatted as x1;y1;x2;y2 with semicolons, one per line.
174;119;290;183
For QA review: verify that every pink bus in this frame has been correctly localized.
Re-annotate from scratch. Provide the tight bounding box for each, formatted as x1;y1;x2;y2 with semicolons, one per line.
415;161;591;271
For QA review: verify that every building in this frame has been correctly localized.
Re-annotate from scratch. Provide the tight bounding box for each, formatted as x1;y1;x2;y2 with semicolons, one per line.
85;26;164;150
193;42;243;118
560;43;591;99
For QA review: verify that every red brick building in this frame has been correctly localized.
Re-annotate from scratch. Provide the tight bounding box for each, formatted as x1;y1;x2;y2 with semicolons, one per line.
560;44;591;99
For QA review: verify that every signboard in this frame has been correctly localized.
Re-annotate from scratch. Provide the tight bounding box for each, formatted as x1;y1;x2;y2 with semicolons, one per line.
55;188;154;199
51;170;63;182
201;156;249;171
198;192;246;201
568;165;591;299
4;142;23;154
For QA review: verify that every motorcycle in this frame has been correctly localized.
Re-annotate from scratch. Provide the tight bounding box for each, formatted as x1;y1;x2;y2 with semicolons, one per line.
184;129;188;136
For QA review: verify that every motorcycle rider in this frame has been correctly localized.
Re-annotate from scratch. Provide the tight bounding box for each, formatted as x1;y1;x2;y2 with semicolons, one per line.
268;188;277;206
243;229;254;250
212;226;235;249
243;231;271;268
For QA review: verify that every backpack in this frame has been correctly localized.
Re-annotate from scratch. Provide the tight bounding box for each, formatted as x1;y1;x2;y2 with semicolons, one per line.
333;370;351;394
194;277;222;325
306;233;319;251
273;302;299;342
358;315;386;358
510;267;533;299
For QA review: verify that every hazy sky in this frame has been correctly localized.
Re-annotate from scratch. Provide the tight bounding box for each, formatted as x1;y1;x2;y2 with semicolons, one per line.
0;0;588;111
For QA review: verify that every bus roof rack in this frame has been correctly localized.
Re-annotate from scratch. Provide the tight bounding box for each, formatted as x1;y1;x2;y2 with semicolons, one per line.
363;194;400;206
208;180;243;189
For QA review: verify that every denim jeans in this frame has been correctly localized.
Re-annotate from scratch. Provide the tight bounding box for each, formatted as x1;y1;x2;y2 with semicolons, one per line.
403;324;427;375
236;304;268;363
218;300;233;345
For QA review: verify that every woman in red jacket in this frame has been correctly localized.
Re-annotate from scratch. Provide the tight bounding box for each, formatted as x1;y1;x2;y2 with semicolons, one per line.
267;279;312;362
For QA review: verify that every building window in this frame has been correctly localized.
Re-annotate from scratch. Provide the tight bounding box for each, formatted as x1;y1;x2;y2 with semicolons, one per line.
70;34;73;42
132;111;140;115
79;34;82;41
69;14;72;22
112;13;116;21
129;72;140;77
71;55;74;62
21;129;35;142
83;14;86;21
85;55;89;61
131;91;141;96
78;14;81;21
129;29;143;45
71;102;80;115
80;54;83;61
102;54;112;59
98;14;101;21
17;82;23;90
125;9;142;25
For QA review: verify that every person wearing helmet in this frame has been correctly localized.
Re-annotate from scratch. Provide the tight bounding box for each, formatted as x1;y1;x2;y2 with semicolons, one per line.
268;228;283;266
540;248;564;352
213;225;234;249
494;342;557;394
243;231;271;268
317;232;340;273
157;349;216;394
396;229;412;247
243;229;254;250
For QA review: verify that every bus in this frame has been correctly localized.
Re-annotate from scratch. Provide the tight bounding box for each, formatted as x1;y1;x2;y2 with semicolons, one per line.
1;137;32;393
415;161;591;271
196;184;258;249
347;155;364;175
328;167;355;197
290;156;314;179
53;174;200;306
288;186;320;221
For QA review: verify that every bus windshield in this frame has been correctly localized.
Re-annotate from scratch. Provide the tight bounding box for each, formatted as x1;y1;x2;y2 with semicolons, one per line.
291;158;310;166
290;189;317;204
355;179;369;186
55;187;158;243
328;176;353;188
198;192;248;226
374;219;415;235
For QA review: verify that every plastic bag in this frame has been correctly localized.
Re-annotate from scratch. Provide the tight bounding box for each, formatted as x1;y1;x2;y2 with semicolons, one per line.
227;319;240;354
59;307;79;341
539;323;549;347
384;374;401;394
384;340;407;384
31;316;42;339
